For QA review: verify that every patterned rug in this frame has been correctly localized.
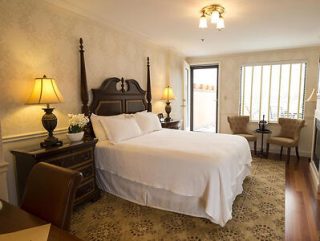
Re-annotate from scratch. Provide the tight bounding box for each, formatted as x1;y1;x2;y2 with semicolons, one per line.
71;158;285;241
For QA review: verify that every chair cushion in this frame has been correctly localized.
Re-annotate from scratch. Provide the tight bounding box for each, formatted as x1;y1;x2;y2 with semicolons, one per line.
238;134;257;142
268;136;295;147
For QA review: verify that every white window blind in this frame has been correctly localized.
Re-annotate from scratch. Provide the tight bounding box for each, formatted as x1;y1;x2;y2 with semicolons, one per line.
240;62;306;122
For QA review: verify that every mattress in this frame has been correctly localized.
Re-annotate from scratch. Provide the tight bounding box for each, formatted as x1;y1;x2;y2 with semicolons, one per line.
95;129;252;226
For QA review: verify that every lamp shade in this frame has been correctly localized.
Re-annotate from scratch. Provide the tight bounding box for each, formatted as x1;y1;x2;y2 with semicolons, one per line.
211;10;220;24
199;14;208;29
161;86;176;101
26;75;64;104
216;16;225;30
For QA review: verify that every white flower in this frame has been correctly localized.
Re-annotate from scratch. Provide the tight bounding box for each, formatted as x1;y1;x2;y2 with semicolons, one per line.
68;114;89;129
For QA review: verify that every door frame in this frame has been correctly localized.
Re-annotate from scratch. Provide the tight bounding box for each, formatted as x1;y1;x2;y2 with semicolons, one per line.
190;64;219;132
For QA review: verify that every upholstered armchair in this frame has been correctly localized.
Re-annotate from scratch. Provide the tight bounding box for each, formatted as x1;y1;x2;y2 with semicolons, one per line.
227;116;257;155
21;162;83;230
266;118;305;163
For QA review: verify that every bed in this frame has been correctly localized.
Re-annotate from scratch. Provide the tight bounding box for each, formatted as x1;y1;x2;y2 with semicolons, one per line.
78;38;252;226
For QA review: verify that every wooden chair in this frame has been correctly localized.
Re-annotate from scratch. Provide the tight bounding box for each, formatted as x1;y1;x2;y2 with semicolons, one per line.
21;162;82;230
266;118;305;163
227;116;257;155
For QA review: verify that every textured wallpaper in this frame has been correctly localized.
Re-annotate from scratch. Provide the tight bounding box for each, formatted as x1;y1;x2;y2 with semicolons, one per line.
0;0;185;137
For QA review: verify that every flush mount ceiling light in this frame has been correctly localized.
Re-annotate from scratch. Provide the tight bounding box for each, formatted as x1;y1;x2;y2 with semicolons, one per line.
199;4;225;30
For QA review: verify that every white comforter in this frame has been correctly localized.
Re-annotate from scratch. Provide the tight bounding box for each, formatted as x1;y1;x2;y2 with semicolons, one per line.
95;129;252;226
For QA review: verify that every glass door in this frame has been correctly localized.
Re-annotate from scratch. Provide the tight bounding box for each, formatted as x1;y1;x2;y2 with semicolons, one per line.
190;65;219;132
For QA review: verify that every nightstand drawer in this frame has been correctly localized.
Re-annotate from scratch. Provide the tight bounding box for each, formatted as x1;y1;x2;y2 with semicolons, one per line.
46;148;93;169
73;148;93;164
76;163;94;181
75;180;95;201
47;155;73;167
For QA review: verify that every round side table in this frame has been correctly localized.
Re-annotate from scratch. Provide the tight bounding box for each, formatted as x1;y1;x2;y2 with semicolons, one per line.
255;129;272;156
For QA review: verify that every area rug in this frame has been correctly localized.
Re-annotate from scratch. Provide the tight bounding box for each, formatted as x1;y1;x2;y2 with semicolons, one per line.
71;158;285;241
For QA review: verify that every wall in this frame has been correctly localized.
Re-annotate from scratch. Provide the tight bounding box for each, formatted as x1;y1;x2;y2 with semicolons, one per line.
0;0;185;203
0;121;9;201
187;46;320;156
312;89;320;194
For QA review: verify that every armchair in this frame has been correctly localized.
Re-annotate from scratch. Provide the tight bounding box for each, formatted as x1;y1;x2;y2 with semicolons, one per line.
227;116;257;155
266;118;305;163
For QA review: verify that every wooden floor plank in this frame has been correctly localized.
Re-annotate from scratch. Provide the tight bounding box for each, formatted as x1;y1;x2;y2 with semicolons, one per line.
282;156;320;241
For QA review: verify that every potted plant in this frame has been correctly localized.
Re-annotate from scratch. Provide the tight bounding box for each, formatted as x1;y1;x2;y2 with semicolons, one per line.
67;114;89;142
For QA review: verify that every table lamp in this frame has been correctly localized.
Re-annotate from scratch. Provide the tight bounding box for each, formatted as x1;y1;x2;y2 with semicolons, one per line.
161;86;176;121
26;75;64;148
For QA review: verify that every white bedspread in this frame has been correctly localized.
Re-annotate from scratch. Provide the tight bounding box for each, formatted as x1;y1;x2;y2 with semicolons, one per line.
95;129;252;226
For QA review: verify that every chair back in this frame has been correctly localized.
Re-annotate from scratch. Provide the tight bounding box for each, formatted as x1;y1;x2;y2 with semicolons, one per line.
278;118;305;141
21;162;82;230
227;116;250;134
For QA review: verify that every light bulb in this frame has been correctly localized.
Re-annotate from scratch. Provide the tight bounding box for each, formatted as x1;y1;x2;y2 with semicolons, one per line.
216;16;225;30
211;10;220;24
199;14;208;29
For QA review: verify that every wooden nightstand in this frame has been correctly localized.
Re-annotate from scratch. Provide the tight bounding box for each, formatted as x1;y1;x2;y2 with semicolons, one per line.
161;120;181;129
11;139;100;206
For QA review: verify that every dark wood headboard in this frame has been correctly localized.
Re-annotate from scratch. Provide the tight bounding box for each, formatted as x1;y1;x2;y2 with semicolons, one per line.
79;38;152;117
90;77;148;115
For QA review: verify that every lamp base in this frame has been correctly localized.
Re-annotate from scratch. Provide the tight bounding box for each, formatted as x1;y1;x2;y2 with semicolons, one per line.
41;107;63;148
165;101;172;122
40;138;63;148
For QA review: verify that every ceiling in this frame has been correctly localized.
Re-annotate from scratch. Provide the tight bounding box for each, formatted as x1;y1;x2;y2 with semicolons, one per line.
48;0;320;57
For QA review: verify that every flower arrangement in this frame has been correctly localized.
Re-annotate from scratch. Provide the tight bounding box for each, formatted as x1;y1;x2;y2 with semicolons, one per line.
68;114;89;133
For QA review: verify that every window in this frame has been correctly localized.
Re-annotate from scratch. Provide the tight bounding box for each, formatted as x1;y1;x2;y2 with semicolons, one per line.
240;62;306;122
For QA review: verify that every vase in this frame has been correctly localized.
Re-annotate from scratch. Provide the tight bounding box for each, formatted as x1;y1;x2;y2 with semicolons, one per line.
67;131;84;142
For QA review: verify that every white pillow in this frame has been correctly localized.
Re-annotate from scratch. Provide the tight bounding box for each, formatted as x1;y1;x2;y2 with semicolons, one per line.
134;112;162;134
90;113;124;141
100;117;142;144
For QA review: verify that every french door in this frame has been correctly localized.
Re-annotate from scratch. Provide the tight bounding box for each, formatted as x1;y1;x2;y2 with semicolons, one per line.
190;65;219;132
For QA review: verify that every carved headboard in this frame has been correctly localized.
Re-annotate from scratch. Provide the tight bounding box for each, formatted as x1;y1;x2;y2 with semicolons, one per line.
90;77;148;116
79;38;152;116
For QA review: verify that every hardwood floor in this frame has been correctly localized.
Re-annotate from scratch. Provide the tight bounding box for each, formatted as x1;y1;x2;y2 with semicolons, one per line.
283;155;320;241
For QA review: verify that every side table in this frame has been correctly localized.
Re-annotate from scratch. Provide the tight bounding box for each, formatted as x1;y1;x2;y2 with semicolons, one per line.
255;129;272;157
160;119;181;130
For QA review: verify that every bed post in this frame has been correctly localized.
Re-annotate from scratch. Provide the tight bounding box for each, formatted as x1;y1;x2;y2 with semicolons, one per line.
79;38;90;116
79;38;94;139
146;57;152;112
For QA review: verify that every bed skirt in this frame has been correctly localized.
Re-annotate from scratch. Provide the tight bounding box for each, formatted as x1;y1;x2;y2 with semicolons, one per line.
96;165;250;224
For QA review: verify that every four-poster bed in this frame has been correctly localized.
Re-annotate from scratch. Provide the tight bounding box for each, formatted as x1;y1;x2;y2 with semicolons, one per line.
78;38;252;226
79;37;152;119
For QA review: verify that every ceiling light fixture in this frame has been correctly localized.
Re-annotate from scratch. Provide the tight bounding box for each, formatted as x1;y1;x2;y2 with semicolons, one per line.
199;4;225;30
199;12;208;29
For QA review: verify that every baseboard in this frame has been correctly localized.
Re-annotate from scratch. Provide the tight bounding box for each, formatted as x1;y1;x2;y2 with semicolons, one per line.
309;161;320;197
2;128;68;144
252;150;310;158
248;143;311;157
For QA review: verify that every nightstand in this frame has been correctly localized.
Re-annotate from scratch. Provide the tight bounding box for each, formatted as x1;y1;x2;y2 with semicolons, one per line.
11;139;100;206
161;119;181;129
